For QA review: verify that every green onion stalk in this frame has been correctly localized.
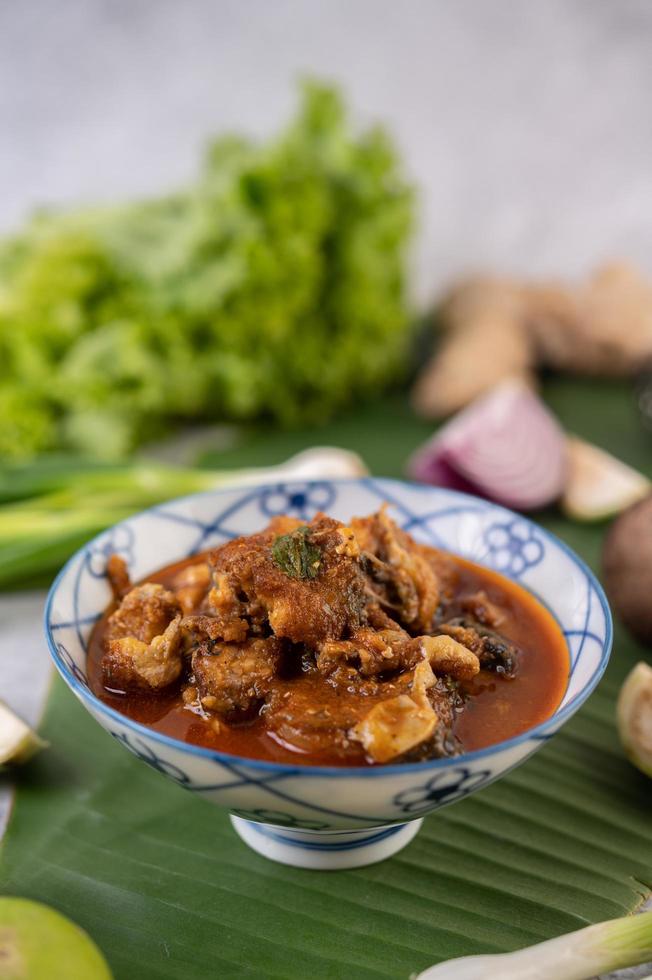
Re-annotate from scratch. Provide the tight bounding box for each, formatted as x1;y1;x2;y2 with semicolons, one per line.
0;448;366;589
417;910;652;980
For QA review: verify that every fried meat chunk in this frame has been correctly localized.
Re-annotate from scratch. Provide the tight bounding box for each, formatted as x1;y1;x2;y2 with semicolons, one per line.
317;628;416;678
208;514;366;646
103;616;183;691
106;554;132;601
104;583;181;646
204;573;254;642
420;634;480;680
317;629;479;681
192;637;283;719
264;681;369;757
170;562;211;614
438;618;518;676
458;590;504;628
351;508;443;631
101;583;183;691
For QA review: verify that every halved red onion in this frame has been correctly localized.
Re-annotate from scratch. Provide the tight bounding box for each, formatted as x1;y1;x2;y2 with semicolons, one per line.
408;380;567;510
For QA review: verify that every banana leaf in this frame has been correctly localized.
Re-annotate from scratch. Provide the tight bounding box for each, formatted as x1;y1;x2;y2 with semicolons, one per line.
1;379;652;979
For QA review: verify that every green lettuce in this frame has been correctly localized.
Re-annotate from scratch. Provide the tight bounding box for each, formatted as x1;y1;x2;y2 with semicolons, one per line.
0;82;414;459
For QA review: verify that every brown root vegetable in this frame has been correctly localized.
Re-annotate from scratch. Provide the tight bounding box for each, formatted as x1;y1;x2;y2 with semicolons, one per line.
411;278;534;418
413;261;652;419
602;494;652;644
528;262;652;376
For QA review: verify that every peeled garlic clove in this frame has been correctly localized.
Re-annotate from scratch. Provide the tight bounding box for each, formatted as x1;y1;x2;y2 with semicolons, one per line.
273;447;369;480
617;662;652;778
562;437;650;522
233;446;369;487
0;699;47;767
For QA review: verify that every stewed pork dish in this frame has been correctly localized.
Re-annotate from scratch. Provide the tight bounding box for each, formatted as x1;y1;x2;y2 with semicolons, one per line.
89;508;569;766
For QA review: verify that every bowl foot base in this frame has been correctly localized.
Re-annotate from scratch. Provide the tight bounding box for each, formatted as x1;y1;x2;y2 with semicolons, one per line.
230;816;423;869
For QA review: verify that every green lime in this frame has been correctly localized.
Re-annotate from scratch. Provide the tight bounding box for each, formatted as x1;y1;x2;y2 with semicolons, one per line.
0;898;112;979
617;662;652;780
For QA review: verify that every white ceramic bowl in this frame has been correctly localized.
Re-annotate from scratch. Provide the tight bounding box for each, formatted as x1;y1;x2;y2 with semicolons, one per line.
45;479;612;869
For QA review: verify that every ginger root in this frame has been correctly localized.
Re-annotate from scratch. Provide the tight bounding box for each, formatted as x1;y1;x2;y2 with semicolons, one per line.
412;261;652;419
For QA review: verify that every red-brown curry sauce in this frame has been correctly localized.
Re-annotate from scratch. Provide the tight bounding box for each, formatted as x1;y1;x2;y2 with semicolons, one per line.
88;550;569;766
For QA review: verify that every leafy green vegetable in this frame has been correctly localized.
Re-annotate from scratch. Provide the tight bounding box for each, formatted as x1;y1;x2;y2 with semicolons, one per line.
0;82;414;460
271;525;322;579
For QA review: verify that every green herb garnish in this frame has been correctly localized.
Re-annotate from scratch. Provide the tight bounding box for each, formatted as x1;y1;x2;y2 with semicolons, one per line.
271;526;322;580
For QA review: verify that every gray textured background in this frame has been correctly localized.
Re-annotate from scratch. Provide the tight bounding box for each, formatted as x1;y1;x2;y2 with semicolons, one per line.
3;0;652;302
1;2;650;975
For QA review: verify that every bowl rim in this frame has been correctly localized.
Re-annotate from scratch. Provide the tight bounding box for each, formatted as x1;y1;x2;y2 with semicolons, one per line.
44;477;613;778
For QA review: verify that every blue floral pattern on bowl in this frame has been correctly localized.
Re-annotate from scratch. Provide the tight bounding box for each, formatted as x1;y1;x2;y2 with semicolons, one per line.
231;809;330;831
260;482;335;520
483;519;545;578
44;479;612;859
393;767;494;815
86;523;135;579
109;730;194;787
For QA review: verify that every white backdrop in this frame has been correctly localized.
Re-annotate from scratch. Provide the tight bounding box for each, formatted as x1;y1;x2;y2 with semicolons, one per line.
2;0;652;304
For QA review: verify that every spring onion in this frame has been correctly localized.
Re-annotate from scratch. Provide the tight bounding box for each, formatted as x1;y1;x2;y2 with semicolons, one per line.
0;447;366;589
416;910;652;979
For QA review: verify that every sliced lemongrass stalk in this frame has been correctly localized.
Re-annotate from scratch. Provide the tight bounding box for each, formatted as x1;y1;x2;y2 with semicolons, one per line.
0;699;47;766
562;437;650;522
617;662;652;778
416;911;652;980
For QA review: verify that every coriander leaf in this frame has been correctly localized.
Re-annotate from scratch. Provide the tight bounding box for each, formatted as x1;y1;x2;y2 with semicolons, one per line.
271;526;322;580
